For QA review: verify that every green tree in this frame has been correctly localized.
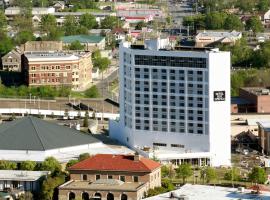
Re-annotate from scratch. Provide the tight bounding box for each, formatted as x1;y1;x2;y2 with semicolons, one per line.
14;0;32;18
15;30;34;45
93;57;111;72
41;14;57;33
33;0;49;7
69;40;84;50
20;160;36;171
63;15;79;36
0;160;17;170
246;16;264;33
176;163;193;183
224;14;244;31
257;0;270;12
161;165;175;178
84;85;99;98
66;159;79;170
248;166;266;184
79;153;90;161
40;174;65;200
205;12;227;29
100;16;123;29
40;157;62;174
0;33;14;56
224;167;241;181
79;13;98;30
161;179;175;191
83;114;89;127
0;11;7;30
201;167;217;183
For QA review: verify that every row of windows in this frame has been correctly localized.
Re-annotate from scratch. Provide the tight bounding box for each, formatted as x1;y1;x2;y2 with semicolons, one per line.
135;55;207;68
153;143;185;148
83;174;139;182
30;65;74;71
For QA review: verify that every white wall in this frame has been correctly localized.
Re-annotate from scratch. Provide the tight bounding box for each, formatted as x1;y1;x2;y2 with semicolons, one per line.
208;51;231;166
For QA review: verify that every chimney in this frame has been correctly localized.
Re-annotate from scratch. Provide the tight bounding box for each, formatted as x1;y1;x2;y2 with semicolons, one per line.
134;152;140;161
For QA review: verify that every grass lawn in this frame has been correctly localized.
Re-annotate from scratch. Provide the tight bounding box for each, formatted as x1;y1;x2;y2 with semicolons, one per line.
70;91;86;98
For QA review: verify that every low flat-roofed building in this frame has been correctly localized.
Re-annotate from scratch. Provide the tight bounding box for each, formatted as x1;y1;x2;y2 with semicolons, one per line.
5;6;55;16
22;50;92;90
195;30;242;47
0;170;50;192
239;87;270;113
61;35;106;50
58;154;161;200
144;184;270;200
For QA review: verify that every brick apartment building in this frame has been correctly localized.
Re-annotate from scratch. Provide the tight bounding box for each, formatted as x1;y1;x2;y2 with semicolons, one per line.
22;51;92;90
58;154;161;200
231;87;270;113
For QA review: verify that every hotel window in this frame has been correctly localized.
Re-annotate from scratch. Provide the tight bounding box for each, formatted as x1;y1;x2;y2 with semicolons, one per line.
31;66;35;70
120;176;125;182
96;175;100;180
83;175;87;181
66;65;71;69
108;175;113;179
56;65;60;70
133;176;139;182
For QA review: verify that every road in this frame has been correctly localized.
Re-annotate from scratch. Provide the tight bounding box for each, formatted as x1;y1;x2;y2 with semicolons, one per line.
167;0;197;34
96;68;119;101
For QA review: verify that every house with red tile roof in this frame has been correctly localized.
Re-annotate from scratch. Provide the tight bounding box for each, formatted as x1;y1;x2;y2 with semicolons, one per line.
58;154;161;200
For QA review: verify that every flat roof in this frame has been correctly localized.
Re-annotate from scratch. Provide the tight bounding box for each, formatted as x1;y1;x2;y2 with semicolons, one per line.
144;184;270;200
257;121;270;132
0;170;50;181
24;51;90;61
241;87;270;96
61;35;105;44
196;30;242;38
60;179;145;192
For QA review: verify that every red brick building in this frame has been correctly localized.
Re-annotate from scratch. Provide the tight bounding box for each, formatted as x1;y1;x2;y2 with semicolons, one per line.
22;51;92;90
58;154;161;200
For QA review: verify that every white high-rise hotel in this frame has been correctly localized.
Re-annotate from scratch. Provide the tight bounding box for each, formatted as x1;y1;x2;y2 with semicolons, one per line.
110;39;231;167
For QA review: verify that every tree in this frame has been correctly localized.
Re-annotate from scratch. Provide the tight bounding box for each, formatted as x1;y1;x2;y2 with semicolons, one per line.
79;153;90;161
14;0;32;18
257;0;270;12
205;12;227;29
79;13;98;30
40;157;62;174
224;167;241;181
83;113;89;127
93;57;111;72
100;16;123;29
20;160;36;171
246;16;264;33
15;30;34;45
84;85;99;98
161;165;175;178
0;33;14;56
248;166;266;184
0;11;7;30
69;40;84;50
66;159;79;170
176;163;193;183
224;14;244;31
0;160;17;170
40;174;65;200
161;179;175;191
33;0;49;7
201;167;217;183
41;14;57;33
63;15;79;36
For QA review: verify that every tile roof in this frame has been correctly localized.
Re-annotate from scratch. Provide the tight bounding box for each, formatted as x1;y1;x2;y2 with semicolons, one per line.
69;154;161;172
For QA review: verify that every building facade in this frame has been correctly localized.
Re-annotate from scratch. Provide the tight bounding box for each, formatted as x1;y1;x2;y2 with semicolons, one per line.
0;170;50;193
258;121;270;155
22;51;92;90
1;49;22;72
58;154;161;200
110;39;231;167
